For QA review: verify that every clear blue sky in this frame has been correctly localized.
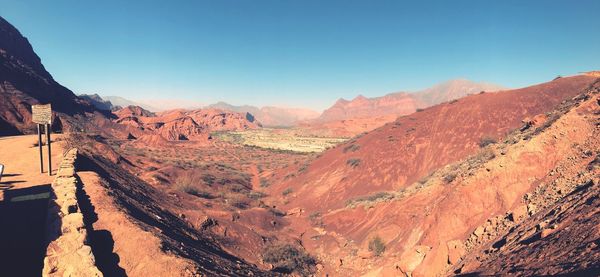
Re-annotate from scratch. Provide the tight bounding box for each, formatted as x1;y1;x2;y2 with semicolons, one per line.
1;0;599;110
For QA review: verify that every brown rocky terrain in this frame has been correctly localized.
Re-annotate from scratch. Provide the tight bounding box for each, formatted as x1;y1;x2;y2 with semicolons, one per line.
2;13;600;277
276;75;597;212
264;75;599;276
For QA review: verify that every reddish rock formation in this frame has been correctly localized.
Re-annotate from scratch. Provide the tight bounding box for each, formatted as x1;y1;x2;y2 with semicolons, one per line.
276;75;597;213
307;79;505;136
268;75;599;276
0;16;99;135
112;106;260;142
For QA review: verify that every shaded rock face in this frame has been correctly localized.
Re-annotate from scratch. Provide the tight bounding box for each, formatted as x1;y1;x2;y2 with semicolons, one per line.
114;105;155;118
157;117;205;141
79;94;114;111
0;16;98;135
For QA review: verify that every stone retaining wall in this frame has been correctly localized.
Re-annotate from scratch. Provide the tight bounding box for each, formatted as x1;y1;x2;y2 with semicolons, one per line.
42;148;103;276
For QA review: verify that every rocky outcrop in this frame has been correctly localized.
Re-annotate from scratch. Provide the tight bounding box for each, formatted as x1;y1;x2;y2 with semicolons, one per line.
112;106;260;142
114;105;155;118
79;94;114;111
43;149;102;276
0;16;99;135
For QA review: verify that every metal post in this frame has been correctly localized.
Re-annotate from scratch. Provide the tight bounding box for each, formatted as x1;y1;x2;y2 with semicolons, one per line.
37;124;44;173
45;123;52;176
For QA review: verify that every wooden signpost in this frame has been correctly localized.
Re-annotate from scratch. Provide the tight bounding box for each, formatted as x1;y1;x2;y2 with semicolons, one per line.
32;104;52;175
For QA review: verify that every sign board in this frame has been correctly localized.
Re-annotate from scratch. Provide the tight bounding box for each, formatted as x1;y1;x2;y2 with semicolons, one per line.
32;104;52;124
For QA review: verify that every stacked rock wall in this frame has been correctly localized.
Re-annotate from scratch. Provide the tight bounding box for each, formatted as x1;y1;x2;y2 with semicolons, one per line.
43;148;103;276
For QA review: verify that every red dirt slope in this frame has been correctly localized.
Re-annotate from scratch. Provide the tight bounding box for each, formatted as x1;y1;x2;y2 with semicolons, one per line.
270;76;600;276
304;79;505;136
275;75;597;213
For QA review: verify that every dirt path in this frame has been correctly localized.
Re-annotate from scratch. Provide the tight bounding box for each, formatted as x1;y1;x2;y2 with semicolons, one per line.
0;135;64;276
0;135;64;194
250;164;261;190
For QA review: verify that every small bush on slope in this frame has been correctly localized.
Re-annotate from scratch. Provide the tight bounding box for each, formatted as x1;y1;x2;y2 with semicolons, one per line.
346;191;396;208
346;158;361;168
262;244;317;276
479;136;497;148
369;236;386;256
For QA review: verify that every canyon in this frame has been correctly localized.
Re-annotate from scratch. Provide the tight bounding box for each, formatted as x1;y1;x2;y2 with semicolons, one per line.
0;14;599;277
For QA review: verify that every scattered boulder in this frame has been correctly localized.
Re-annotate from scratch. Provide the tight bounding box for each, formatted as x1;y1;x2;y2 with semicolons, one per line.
398;245;431;275
509;205;528;223
447;240;465;265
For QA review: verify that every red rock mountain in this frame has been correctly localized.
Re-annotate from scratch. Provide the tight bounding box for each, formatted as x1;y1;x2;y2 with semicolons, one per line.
316;93;420;123
268;74;599;275
316;79;505;123
113;106;260;142
0;16;99;135
307;80;505;136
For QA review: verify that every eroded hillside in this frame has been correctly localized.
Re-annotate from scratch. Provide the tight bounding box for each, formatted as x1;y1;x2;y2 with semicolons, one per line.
263;76;600;276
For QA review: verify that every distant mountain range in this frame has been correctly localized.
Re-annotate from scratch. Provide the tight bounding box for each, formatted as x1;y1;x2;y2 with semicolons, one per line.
81;95;320;127
315;79;506;123
80;79;504;130
207;102;320;127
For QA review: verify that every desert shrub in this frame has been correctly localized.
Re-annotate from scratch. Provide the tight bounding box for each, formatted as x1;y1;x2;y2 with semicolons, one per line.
346;191;396;208
478;136;497;148
262;244;317;276
298;164;308;173
202;174;216;186
443;173;457;184
268;207;287;217
260;178;270;187
176;183;215;199
282;187;293;196
308;211;323;226
227;183;248;193
228;195;250;209
346;158;361;168
416;108;424;112
343;144;361;153
308;211;321;221
449;99;459;104
532;113;561;136
247;191;267;200
466;149;496;171
368;236;386;256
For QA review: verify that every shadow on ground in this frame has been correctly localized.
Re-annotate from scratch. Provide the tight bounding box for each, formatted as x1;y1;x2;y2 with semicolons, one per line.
76;175;126;277
0;184;52;277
